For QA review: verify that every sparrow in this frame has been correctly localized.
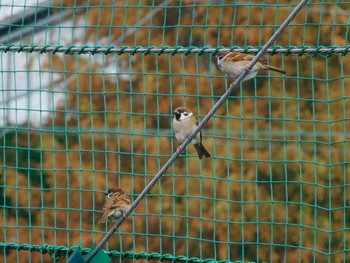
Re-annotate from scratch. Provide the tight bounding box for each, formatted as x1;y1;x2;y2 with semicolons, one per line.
216;51;286;82
98;188;131;225
173;106;211;159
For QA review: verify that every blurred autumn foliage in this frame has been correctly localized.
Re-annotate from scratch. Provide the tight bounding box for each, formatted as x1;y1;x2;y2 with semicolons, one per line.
1;1;350;262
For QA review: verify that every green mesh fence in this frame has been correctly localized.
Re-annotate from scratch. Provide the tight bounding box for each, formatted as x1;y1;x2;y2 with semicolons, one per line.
0;1;349;262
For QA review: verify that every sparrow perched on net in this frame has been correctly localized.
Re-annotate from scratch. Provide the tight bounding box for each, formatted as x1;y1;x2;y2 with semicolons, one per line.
98;188;131;225
173;106;211;159
216;51;286;82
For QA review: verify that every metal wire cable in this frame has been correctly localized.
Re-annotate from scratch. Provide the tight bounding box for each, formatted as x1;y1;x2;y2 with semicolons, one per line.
85;0;309;262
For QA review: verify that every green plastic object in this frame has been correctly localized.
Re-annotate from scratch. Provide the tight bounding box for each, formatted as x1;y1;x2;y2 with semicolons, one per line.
68;247;86;263
68;244;111;263
85;244;111;263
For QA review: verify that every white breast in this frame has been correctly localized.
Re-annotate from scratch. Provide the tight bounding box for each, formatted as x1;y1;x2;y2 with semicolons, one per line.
108;210;123;223
173;118;200;144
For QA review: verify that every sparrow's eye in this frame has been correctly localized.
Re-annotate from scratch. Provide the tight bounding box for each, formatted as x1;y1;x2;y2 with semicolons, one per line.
183;113;188;116
218;56;223;60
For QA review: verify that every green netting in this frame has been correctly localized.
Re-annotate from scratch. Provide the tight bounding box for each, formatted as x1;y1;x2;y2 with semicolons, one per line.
0;1;349;262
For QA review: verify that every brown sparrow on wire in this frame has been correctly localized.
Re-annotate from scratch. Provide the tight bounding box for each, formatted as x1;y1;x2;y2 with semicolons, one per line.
98;188;131;225
216;51;286;82
173;106;211;159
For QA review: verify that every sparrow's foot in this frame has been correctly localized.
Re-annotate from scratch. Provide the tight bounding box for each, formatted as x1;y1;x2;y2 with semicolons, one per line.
122;212;127;219
176;147;181;154
176;147;186;155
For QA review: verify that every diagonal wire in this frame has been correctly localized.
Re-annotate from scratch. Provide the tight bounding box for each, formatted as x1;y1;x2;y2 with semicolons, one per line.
85;0;309;262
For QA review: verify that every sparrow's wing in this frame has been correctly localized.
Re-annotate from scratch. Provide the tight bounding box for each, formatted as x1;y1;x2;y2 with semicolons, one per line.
102;192;119;209
98;195;119;223
109;192;131;212
226;52;267;62
225;52;253;61
98;192;131;223
241;53;268;62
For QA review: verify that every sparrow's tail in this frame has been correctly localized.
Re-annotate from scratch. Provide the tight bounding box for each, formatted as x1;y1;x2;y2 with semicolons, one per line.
194;143;211;159
263;65;286;74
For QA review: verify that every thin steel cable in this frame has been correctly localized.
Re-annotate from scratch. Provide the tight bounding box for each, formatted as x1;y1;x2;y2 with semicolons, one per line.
85;0;309;262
